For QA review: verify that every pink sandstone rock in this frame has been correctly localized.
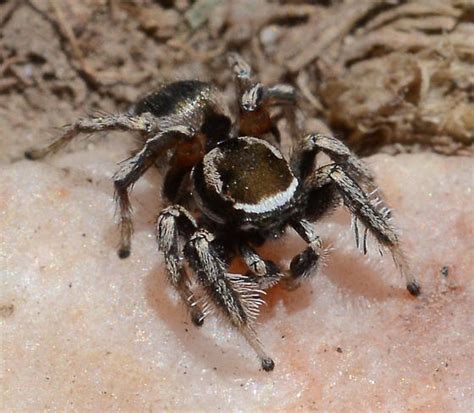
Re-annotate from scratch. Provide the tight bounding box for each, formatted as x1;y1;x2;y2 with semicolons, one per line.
1;141;473;411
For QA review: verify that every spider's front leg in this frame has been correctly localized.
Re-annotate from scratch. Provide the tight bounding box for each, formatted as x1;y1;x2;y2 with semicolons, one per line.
291;133;376;190
184;229;274;371
156;205;205;326
113;125;196;258
24;112;155;160
291;133;420;295
304;162;420;296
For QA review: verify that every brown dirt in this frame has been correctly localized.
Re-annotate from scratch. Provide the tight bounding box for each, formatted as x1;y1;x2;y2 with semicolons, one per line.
0;0;473;163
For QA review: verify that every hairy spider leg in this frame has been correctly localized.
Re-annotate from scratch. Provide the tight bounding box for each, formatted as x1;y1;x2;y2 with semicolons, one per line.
228;52;253;95
24;112;155;160
291;133;420;295
291;133;376;189
156;205;205;326
184;229;274;371
305;163;420;296
24;80;233;259
228;53;297;108
327;165;420;296
113;125;196;258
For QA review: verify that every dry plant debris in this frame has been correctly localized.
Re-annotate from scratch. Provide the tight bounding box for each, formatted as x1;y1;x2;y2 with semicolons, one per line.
0;0;472;162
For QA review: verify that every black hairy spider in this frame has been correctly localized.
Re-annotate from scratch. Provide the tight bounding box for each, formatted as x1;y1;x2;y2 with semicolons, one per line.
25;53;420;372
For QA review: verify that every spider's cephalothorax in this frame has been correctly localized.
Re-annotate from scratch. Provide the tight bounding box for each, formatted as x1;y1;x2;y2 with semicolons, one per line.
25;54;420;372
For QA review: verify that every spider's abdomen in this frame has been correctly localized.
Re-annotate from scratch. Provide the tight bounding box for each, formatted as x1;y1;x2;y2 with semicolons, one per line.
132;80;212;118
132;80;232;146
192;137;299;228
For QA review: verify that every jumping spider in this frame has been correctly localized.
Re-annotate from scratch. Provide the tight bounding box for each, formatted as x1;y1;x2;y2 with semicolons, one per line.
25;53;420;372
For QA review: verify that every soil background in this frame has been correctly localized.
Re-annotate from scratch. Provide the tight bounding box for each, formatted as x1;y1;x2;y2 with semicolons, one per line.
0;0;473;163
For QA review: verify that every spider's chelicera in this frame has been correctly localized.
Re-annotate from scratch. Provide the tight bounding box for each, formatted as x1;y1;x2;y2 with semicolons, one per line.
26;53;420;372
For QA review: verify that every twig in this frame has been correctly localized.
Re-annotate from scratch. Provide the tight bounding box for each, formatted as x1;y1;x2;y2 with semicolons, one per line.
286;1;385;73
0;77;19;93
0;0;21;28
167;38;226;62
26;0;147;89
295;70;324;112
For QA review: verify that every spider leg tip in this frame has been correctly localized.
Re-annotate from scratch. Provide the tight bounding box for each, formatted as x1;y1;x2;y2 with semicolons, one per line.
191;313;205;327
117;248;130;259
261;357;275;372
24;149;41;160
407;281;421;296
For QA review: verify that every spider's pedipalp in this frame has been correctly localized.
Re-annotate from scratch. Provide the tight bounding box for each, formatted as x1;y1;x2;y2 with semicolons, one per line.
286;219;324;290
239;243;285;290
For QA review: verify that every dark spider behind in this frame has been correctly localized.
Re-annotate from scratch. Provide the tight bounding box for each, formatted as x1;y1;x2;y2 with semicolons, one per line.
25;53;420;372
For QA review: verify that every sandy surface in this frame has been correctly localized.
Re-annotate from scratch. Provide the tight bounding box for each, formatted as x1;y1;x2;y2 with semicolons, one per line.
1;142;473;411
